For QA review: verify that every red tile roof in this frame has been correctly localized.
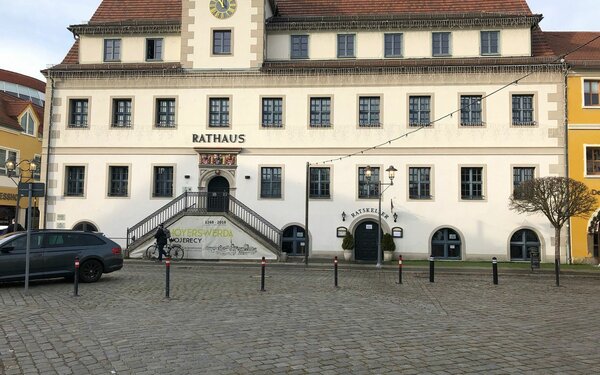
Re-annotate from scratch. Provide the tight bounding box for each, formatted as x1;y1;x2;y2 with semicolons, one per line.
61;40;80;65
273;0;533;17
544;32;600;63
0;69;46;93
89;0;181;24
531;27;556;58
0;91;44;135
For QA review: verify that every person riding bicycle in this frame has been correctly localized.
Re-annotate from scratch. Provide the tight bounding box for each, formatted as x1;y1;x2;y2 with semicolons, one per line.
154;223;168;262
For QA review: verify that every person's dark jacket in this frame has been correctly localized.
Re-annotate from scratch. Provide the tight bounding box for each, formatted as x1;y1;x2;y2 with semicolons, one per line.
154;227;167;246
7;223;25;233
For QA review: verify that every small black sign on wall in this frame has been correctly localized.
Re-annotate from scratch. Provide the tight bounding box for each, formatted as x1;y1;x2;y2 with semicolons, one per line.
529;247;540;270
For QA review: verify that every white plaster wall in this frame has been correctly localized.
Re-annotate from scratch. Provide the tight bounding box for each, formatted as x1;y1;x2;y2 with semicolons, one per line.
79;35;181;64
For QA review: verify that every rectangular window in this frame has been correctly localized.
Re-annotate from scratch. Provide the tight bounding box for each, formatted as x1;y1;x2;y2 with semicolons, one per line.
156;98;176;127
261;167;282;198
461;167;483;200
108;166;129;197
291;35;309;59
584;80;599;106
432;32;450;56
384;33;403;58
358;96;380;127
460;95;483;126
146;38;163;61
512;94;535;126
310;97;331;128
33;155;41;181
262;98;283;128
409;167;431;199
20;113;35;135
104;39;121;62
65;166;85;197
513;167;535;194
409;96;431;127
209;98;230;127
153;166;173;197
587;147;600;175
112;99;132;128
358;166;379;199
0;149;17;176
337;34;355;58
481;31;499;55
213;30;232;55
310;167;330;198
69;99;88;128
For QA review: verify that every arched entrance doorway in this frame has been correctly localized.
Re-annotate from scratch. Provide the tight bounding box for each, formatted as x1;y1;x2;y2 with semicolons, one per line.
510;229;541;260
207;176;229;212
354;220;381;261
431;227;462;259
73;221;99;232
281;225;306;256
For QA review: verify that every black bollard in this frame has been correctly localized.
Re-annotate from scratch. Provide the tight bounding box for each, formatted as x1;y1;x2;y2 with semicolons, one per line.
260;257;266;292
397;255;403;284
334;256;338;288
165;257;171;298
492;257;498;285
555;258;560;287
429;256;435;283
73;256;80;297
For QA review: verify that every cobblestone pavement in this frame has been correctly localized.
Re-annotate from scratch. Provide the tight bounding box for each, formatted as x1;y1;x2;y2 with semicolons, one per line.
1;262;599;374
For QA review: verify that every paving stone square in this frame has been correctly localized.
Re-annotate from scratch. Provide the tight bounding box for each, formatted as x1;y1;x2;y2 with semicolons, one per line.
1;262;599;374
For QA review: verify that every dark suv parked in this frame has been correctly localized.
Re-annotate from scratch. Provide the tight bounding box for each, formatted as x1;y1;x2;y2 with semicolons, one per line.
0;230;123;283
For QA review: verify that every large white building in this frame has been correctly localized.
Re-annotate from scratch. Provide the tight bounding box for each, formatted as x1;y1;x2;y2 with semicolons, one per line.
41;0;566;262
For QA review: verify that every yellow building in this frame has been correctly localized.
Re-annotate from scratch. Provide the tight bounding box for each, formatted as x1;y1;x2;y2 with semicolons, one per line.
0;69;45;229
547;32;600;263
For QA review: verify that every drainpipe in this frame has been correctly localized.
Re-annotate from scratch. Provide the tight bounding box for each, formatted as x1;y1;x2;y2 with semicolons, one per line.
42;75;55;229
563;61;572;264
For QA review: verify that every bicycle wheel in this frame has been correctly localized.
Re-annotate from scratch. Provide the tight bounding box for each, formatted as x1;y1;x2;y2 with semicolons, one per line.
145;245;158;260
170;244;184;261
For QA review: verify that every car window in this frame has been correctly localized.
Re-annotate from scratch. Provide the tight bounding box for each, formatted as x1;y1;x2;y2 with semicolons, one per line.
80;234;106;246
44;233;106;247
2;234;44;251
45;233;66;247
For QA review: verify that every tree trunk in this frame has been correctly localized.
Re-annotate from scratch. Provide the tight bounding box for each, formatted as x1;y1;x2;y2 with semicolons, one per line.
555;226;561;287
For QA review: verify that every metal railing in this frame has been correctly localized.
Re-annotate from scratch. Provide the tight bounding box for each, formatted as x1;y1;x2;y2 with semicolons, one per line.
126;192;282;251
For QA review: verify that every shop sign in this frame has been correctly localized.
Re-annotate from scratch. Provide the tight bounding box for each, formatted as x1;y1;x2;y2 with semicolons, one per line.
0;192;18;201
349;207;390;220
592;189;600;196
192;134;246;144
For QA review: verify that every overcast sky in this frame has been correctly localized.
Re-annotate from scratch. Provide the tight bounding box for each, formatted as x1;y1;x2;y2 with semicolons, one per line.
0;0;598;81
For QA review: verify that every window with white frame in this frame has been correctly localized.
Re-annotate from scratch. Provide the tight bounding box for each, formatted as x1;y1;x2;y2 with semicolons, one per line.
584;80;599;106
0;148;17;176
587;147;600;176
20;112;35;135
33;155;41;181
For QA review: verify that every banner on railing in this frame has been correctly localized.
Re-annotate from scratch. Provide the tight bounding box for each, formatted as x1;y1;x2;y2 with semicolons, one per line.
135;216;277;260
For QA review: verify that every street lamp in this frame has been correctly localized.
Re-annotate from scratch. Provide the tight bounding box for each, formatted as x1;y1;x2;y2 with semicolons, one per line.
365;165;397;268
5;158;39;294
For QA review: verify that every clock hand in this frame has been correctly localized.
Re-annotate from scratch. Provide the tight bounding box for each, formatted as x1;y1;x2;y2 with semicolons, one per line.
218;0;225;8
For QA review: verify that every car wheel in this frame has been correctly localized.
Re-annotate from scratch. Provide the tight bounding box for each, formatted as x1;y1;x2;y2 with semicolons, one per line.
79;260;103;283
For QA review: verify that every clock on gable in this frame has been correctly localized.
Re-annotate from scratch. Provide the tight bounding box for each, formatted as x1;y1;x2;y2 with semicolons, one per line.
209;0;237;19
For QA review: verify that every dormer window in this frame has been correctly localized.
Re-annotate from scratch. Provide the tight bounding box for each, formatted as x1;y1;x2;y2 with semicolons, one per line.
384;33;403;58
20;112;35;136
291;35;309;59
432;32;451;57
104;39;121;62
146;38;163;61
481;31;500;55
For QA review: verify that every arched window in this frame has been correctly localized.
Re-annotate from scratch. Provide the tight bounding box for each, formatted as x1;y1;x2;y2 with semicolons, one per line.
431;228;461;259
73;221;98;232
510;229;540;260
20;112;35;135
282;225;305;256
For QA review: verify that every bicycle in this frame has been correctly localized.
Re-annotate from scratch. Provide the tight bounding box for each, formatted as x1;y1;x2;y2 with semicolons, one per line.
145;239;184;261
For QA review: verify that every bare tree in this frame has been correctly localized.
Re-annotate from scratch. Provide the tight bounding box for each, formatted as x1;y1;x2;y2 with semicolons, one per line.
510;177;597;286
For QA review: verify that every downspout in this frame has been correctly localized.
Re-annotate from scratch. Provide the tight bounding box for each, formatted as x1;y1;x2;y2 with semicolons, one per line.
43;75;55;229
563;60;572;264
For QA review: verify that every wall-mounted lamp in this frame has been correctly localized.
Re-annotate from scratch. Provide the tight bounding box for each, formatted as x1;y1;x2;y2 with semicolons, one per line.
245;175;251;179
184;175;191;179
341;211;346;222
393;212;398;222
215;170;221;175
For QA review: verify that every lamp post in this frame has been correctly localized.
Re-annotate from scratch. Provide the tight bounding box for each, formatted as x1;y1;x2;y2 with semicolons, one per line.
5;158;39;294
365;165;397;268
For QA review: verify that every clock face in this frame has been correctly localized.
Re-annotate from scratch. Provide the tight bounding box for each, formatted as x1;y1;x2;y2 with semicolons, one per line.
209;0;237;19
